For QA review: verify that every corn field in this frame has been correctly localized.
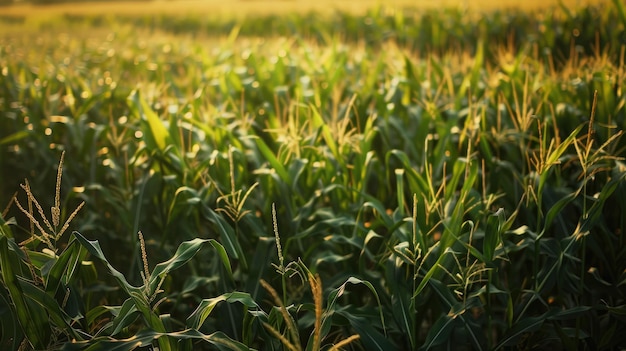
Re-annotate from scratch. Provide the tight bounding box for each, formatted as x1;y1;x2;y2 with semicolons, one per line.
1;1;626;349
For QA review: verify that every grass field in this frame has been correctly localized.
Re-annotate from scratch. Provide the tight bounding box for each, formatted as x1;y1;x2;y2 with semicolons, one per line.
0;0;611;17
1;0;625;350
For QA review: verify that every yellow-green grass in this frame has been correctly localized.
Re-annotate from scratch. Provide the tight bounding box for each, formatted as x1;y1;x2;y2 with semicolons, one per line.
0;0;611;38
1;0;610;18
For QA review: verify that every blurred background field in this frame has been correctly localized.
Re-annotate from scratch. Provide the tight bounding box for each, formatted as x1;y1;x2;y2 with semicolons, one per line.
0;0;611;16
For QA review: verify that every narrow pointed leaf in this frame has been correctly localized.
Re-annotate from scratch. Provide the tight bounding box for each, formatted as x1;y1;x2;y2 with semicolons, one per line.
150;238;223;292
187;292;261;329
0;236;46;349
252;136;291;186
418;314;455;351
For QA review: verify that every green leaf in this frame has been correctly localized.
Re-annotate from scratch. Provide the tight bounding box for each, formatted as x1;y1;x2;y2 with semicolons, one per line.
484;208;505;262
128;90;172;152
45;237;83;296
149;238;231;293
0;236;47;349
362;197;394;228
73;232;141;297
0;130;29;146
310;104;344;170
0;283;23;351
335;309;398;351
429;279;486;350
251;136;291;186
186;291;261;329
613;0;626;29
0;214;15;239
541;192;578;238
61;329;252;351
412;247;455;300
72;233;173;349
547;306;592;321
386;149;430;195
86;305;114;332
110;298;141;336
327;277;386;335
599;322;618;349
495;313;550;349
244;236;275;298
385;258;415;349
538;124;584;195
19;280;81;341
418;314;455;351
202;206;244;269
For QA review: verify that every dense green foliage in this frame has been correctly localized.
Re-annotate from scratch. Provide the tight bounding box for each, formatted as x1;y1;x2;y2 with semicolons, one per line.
1;1;626;350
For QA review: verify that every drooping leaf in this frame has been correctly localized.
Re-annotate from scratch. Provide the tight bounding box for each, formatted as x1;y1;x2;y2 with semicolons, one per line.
187;291;262;330
334;309;398;351
327;276;386;335
202;206;245;270
149;238;232;293
73;232;141;297
61;329;252;351
110;298;141;336
251;136;291;186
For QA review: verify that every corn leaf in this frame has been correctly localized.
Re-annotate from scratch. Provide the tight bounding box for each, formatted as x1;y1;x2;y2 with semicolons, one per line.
0;236;47;349
187;291;261;329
